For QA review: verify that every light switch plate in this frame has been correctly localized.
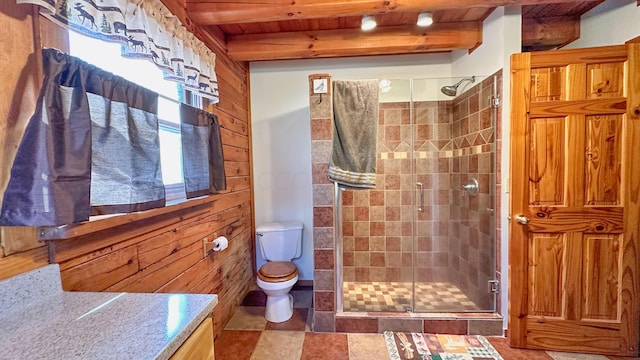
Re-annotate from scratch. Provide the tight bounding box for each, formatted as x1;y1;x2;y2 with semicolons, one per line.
313;78;328;94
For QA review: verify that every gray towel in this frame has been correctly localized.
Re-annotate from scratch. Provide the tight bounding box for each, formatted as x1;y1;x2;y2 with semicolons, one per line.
329;80;379;188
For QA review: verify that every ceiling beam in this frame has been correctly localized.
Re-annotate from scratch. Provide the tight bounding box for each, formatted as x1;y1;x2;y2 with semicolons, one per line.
159;0;227;52
186;0;601;25
226;21;482;61
522;15;580;51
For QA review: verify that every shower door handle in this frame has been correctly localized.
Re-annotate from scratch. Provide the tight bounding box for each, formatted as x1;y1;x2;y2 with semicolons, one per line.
416;182;424;212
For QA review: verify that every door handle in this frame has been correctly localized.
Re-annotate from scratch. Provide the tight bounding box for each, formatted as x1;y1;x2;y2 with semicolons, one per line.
515;215;529;225
416;182;424;212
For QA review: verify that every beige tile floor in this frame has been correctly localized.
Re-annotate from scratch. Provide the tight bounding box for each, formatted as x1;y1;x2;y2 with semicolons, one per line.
214;288;639;360
250;331;306;360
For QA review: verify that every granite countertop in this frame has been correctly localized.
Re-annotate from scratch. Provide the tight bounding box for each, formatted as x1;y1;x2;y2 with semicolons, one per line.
0;265;217;360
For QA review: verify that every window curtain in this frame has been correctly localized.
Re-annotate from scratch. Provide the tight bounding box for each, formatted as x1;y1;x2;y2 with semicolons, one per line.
17;0;219;102
180;104;226;198
0;48;164;226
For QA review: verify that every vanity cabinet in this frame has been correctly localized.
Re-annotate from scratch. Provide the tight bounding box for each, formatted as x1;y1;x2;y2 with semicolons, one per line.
0;265;218;359
170;317;215;360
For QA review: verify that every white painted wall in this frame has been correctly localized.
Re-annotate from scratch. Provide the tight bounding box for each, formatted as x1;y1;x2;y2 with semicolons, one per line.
250;54;452;279
451;7;507;78
563;0;640;49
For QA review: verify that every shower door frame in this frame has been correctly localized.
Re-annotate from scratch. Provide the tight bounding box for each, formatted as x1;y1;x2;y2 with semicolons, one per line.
334;76;499;315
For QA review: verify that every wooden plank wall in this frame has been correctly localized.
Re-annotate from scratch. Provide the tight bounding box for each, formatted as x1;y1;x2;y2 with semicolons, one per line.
0;3;66;279
0;1;254;338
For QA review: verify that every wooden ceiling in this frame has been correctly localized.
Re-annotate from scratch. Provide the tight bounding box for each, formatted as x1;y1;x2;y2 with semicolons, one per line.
176;0;604;61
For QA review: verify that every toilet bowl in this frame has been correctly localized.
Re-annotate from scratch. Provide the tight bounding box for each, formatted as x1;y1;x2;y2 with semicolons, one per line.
255;222;303;323
257;261;299;322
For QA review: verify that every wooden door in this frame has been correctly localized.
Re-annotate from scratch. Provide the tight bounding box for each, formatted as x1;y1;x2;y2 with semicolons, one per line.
509;43;640;356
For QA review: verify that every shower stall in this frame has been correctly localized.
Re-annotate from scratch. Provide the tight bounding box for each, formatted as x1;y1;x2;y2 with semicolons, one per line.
334;76;499;314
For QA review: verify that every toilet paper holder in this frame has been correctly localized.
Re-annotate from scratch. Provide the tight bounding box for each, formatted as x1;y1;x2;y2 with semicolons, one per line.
203;236;229;255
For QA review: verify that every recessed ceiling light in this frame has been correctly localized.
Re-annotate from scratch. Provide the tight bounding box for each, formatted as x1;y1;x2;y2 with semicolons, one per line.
417;12;433;27
379;79;392;93
361;15;377;31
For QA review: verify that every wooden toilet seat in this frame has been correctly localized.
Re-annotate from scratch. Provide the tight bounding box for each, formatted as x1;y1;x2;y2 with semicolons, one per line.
258;261;298;282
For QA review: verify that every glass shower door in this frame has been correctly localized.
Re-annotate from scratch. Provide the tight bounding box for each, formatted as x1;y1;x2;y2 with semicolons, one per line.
412;77;497;312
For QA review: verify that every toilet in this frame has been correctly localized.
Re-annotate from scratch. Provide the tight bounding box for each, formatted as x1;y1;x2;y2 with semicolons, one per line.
256;222;303;323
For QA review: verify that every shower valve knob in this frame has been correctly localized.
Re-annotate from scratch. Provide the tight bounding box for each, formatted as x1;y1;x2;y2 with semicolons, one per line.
461;178;479;196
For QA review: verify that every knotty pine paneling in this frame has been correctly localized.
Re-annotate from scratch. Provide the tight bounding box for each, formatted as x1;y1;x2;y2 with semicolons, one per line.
529;117;566;206
1;1;254;338
0;4;38;260
0;3;67;266
54;191;254;337
223;145;250;162
219;113;249;135
51;204;215;265
225;161;251;177
582;234;620;321
528;233;564;318
221;127;250;148
585;115;622;206
0;3;39;213
62;246;140;291
214;95;249;123
531;67;565;102
217;79;249;109
0;247;49;281
587;62;625;99
226;177;252;192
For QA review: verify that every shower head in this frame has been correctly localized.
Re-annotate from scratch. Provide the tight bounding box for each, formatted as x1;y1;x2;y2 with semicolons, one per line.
440;76;476;96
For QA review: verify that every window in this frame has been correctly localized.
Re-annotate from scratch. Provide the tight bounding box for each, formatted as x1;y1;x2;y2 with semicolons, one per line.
68;31;187;201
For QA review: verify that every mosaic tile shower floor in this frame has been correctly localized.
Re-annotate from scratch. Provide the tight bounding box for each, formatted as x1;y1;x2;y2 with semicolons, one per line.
342;281;479;312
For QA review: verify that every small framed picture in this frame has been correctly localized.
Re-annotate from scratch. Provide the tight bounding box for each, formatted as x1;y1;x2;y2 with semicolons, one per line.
312;78;328;94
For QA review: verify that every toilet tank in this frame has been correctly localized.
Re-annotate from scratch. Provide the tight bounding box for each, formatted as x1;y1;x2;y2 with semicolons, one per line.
256;222;303;261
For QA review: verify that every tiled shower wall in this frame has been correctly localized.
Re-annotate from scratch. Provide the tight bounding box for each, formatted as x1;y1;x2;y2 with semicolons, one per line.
413;100;456;287
449;73;501;309
341;100;455;286
342;101;415;284
309;73;503;333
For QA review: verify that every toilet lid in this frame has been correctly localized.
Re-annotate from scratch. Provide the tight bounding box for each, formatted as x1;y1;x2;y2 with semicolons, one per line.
258;261;298;282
